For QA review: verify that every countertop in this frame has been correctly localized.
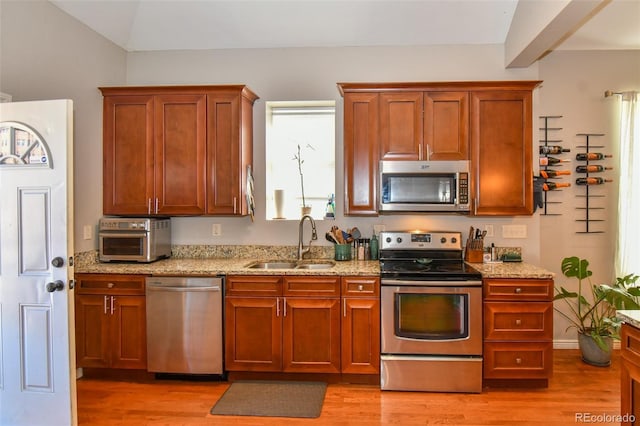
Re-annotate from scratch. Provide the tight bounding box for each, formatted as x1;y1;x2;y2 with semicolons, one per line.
617;310;640;329
75;251;554;279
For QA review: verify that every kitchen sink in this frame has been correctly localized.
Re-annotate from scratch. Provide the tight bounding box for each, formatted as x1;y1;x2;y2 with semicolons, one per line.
245;260;335;270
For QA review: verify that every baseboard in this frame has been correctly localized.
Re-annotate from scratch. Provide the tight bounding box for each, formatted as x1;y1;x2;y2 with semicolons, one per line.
553;339;621;350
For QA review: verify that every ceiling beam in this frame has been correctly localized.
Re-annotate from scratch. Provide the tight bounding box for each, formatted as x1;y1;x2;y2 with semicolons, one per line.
505;0;611;68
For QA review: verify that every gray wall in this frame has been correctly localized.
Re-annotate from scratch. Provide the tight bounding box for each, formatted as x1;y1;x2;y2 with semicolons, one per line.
0;0;126;253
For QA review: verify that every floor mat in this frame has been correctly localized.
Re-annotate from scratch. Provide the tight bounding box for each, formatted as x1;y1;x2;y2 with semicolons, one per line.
210;380;327;418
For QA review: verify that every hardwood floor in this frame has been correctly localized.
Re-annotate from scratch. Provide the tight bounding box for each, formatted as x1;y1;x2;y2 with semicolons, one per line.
77;350;622;425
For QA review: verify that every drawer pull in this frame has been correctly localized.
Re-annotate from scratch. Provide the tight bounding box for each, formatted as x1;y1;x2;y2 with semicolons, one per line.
358;284;364;291
515;357;522;365
515;319;522;326
515;287;522;294
107;282;115;289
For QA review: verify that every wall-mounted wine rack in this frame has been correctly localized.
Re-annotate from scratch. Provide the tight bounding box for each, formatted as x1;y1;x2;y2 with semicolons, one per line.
575;133;612;234
538;115;569;215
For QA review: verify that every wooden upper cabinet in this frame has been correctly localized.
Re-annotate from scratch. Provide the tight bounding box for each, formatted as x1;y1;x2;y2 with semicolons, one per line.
424;91;469;160
470;89;535;216
342;92;380;216
206;90;256;215
379;92;423;161
100;85;258;217
154;94;207;215
102;95;154;215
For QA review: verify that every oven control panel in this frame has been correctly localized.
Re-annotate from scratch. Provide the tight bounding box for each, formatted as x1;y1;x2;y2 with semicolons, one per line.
379;231;462;251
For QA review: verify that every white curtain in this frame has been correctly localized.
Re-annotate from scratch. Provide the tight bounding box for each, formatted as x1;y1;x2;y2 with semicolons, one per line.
616;91;640;277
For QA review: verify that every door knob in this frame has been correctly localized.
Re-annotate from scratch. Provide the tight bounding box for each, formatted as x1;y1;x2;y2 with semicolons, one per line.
51;257;65;268
46;280;65;292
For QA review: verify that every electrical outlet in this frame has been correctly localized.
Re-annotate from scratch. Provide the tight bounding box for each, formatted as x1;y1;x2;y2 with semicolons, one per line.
484;224;494;238
211;223;222;236
83;225;92;240
502;224;527;238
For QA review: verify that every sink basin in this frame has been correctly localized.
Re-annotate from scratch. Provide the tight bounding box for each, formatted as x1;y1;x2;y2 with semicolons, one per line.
295;262;335;270
245;260;335;270
246;261;298;269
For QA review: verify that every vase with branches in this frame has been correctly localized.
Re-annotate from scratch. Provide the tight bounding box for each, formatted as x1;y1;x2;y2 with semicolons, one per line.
293;143;314;214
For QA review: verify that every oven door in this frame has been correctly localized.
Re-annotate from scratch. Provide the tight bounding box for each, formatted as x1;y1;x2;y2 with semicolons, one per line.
381;282;482;356
99;231;149;262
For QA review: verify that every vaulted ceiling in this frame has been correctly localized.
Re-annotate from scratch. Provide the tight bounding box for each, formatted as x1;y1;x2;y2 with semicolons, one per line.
50;0;640;67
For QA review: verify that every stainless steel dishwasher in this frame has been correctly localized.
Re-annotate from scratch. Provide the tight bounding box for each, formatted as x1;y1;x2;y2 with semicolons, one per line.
145;276;223;375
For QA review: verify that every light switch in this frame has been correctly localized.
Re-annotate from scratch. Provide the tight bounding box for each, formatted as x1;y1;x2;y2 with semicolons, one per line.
212;224;222;236
83;225;93;240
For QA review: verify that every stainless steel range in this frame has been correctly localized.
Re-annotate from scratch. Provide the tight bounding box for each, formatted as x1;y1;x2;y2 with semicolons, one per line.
379;231;483;393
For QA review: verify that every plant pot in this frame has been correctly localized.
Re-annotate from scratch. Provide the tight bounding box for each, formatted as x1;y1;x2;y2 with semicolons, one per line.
578;332;612;367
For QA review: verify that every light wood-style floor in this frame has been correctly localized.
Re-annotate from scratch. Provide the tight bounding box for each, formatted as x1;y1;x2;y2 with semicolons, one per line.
77;350;622;425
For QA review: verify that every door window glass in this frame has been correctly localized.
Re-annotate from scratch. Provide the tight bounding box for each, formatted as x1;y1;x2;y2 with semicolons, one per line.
0;122;51;167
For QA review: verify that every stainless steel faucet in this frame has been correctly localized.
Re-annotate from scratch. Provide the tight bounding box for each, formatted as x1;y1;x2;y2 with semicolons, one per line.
297;214;318;260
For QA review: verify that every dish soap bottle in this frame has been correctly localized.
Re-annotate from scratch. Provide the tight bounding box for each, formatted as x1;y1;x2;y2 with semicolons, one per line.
324;194;335;218
370;233;378;260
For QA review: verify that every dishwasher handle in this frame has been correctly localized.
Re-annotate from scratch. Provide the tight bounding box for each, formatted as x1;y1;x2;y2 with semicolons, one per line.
146;285;221;292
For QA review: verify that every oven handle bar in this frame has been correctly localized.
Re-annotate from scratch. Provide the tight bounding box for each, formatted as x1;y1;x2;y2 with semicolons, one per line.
381;279;482;287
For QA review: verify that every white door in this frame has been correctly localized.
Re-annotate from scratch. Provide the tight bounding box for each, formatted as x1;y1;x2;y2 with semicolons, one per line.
0;100;76;426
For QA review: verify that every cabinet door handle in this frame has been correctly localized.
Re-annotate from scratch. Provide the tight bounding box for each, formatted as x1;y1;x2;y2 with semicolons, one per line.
148;198;152;215
276;297;280;317
155;198;159;214
233;197;237;214
104;295;109;315
343;299;347;317
419;144;422;160
110;296;115;315
283;297;287;317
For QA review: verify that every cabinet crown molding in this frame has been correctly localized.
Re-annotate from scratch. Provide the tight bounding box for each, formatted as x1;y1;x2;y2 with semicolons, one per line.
337;81;542;96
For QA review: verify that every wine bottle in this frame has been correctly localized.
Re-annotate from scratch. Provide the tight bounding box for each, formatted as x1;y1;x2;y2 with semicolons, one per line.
540;146;570;155
540;170;571;179
542;182;571;191
576;177;613;185
540;156;570;166
575;165;612;173
576;152;612;161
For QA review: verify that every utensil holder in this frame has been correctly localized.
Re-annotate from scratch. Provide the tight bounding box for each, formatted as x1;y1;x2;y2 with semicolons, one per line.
334;244;352;261
465;249;484;263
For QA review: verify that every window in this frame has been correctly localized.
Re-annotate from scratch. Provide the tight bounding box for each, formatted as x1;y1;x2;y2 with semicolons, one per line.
265;101;335;220
0;121;51;167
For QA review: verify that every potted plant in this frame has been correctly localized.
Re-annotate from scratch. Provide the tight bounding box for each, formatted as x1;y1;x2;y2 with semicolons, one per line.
554;256;640;366
293;143;314;216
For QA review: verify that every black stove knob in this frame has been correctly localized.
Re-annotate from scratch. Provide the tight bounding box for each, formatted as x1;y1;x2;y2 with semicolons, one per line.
440;237;447;244
451;237;457;244
396;237;403;244
386;237;392;243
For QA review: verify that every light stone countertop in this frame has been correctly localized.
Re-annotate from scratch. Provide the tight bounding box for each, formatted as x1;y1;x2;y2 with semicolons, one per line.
617;310;640;329
467;261;555;279
75;249;554;279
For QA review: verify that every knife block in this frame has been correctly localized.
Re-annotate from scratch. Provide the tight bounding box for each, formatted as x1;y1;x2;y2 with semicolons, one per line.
465;248;484;263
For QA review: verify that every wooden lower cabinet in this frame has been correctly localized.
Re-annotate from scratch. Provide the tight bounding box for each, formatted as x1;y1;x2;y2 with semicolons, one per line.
621;323;640;425
75;274;147;369
225;275;380;377
483;278;553;385
225;275;341;373
341;276;380;374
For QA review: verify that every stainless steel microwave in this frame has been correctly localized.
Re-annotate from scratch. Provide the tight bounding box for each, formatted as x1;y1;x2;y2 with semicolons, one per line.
99;217;171;263
379;160;470;213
